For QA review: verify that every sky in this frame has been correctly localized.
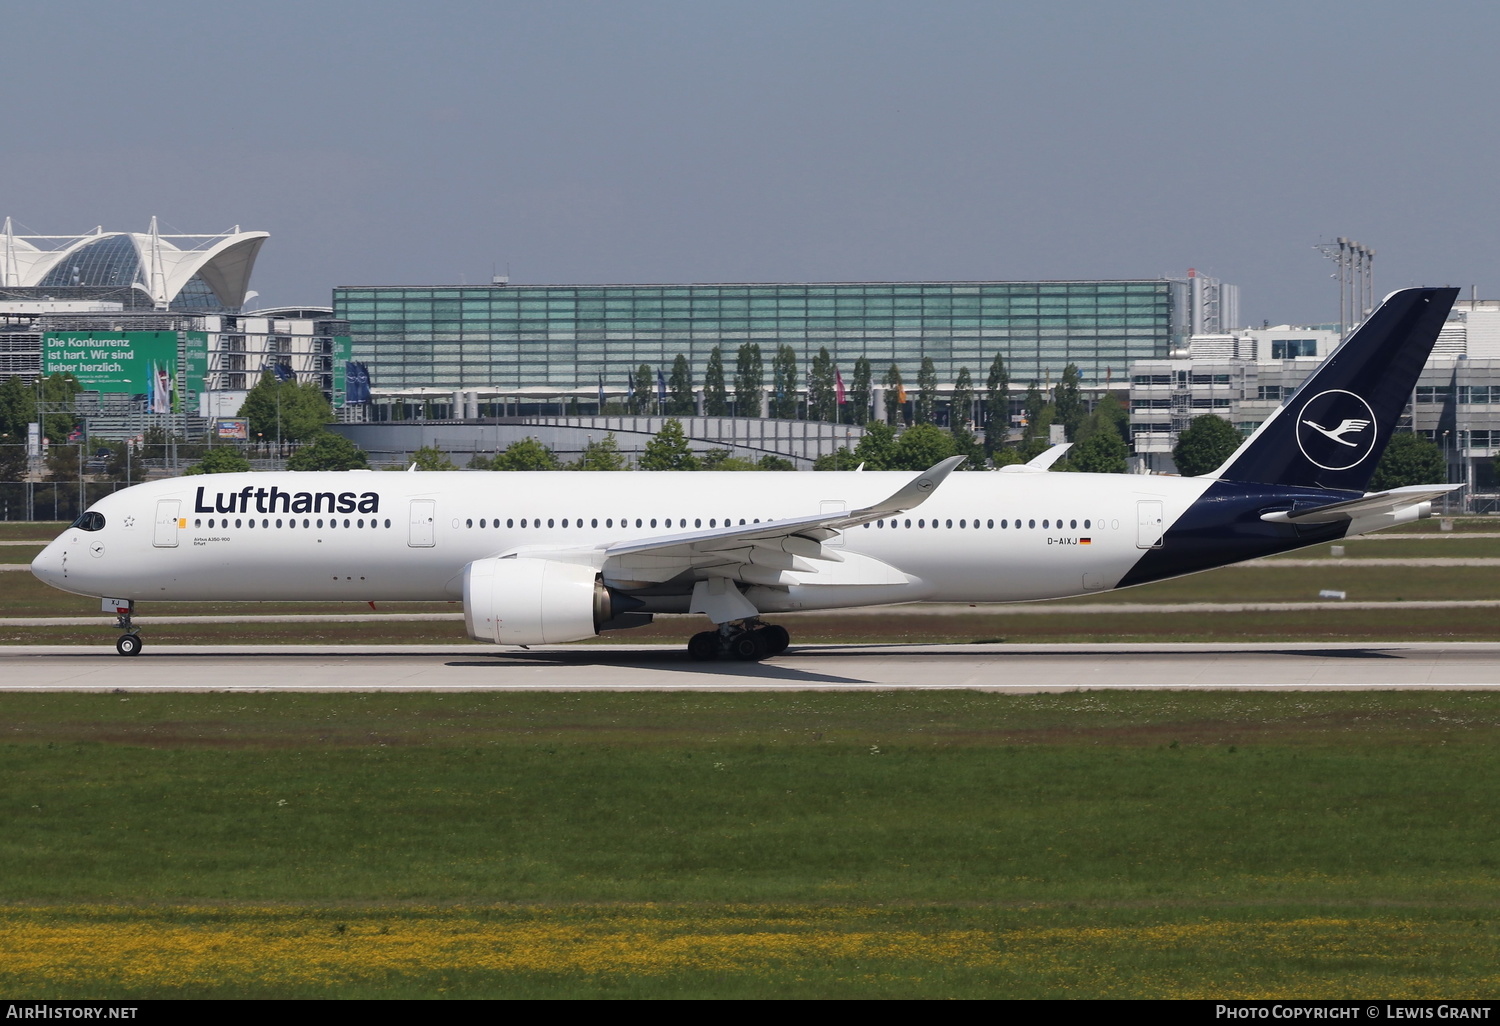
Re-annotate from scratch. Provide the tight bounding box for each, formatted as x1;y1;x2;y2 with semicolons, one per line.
3;0;1496;325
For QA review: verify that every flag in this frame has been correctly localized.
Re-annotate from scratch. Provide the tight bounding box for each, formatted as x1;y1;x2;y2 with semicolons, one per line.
597;375;605;408
896;382;907;404
272;361;295;383
656;369;666;405
345;361;372;404
147;360;172;414
836;369;846;404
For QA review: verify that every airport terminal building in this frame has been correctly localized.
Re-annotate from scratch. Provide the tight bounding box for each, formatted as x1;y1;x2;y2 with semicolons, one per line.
332;277;1232;412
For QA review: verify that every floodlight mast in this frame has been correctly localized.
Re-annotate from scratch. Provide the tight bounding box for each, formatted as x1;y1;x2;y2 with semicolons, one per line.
1316;237;1376;337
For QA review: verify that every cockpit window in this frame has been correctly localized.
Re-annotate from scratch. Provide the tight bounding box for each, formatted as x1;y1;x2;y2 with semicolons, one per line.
71;511;106;532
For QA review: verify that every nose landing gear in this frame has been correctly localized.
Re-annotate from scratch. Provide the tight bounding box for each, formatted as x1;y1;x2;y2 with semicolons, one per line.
111;602;142;656
686;618;790;662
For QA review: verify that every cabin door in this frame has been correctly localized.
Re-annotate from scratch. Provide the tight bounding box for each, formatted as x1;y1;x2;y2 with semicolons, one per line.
408;499;436;547
1135;500;1164;549
152;500;180;548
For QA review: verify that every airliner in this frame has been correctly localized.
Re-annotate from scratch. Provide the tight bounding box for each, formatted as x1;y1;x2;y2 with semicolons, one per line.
31;287;1459;660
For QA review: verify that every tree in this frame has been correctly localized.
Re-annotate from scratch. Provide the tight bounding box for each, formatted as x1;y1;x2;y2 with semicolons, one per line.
883;364;904;425
915;357;939;425
854;421;898;470
849;356;873;426
0;439;28;481
700;448;760;471
1172;414;1242;476
1078;393;1129;444
492;436;560;471
0;376;33;438
282;432;369;471
184;447;253;475
1053;364;1085;441
102;441;145;483
984;352;1010;448
756;455;795;471
808;347;837;422
770;345;799;419
951;366;975;430
813;447;860;470
1062;427;1128;474
574;432;627;471
703;347;729;417
241;375;333;444
45;442;81;482
1021;382;1052;446
404;445;458;471
639;418;698;470
667;354;695;415
38;373;82;442
1370;432;1447;490
734;343;763;417
630;364;654;416
892;423;959;470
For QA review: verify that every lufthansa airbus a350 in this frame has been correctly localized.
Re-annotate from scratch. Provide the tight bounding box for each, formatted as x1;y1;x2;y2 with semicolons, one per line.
31;287;1459;660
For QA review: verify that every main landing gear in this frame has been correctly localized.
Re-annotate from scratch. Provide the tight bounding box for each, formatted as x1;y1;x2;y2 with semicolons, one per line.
687;618;791;662
113;607;142;657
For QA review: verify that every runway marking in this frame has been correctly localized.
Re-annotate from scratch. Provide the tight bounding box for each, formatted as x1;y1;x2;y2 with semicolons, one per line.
2;643;1500;692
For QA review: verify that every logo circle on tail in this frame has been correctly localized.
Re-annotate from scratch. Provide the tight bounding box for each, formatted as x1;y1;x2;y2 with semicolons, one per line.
1295;389;1378;471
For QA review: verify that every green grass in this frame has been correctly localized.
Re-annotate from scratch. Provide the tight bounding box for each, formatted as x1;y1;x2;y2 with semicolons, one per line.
3;691;1499;997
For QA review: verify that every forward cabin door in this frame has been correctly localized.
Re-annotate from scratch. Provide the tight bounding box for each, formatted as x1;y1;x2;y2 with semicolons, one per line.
152;500;180;548
408;499;436;547
1136;500;1164;549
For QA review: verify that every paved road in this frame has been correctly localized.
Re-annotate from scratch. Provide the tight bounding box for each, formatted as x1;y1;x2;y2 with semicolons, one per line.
1;642;1499;691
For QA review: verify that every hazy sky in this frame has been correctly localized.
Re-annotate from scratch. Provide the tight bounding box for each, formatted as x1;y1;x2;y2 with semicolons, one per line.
4;1;1496;325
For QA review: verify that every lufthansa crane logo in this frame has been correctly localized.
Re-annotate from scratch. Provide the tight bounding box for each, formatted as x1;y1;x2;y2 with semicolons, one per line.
1295;389;1378;471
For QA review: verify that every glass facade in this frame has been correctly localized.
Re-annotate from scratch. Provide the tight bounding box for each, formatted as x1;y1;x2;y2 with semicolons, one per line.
333;280;1185;394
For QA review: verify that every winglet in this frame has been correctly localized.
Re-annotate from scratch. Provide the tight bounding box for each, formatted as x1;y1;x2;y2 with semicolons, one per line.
863;455;966;515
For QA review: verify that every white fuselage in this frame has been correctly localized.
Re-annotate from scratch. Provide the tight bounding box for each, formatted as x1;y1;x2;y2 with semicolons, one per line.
31;469;1216;610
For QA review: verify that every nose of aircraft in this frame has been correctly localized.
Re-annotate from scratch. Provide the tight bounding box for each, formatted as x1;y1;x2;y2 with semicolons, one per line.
30;538;66;589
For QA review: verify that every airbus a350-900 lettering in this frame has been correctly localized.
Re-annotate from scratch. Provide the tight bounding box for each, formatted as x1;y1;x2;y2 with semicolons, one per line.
31;287;1459;660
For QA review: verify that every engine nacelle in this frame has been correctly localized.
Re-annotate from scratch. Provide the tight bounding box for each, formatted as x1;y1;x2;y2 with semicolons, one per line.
463;557;614;645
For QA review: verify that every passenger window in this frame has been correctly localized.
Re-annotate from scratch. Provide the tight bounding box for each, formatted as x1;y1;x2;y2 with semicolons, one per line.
989;519;996;528
277;519;283;528
592;519;598;528
194;518;201;528
1085;519;1091;528
561;519;568;528
316;519;323;528
695;518;701;528
946;519;952;528
1043;520;1049;529
1071;519;1077;529
636;519;643;528
904;519;911;528
521;519;528;528
384;519;391;528
1028;519;1035;528
235;519;243;528
466;519;473;528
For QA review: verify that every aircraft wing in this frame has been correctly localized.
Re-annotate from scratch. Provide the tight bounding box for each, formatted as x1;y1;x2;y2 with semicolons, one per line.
506;456;965;586
1259;484;1461;524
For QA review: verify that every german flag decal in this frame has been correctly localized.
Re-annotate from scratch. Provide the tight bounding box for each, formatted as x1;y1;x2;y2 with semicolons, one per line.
1080;537;1092;544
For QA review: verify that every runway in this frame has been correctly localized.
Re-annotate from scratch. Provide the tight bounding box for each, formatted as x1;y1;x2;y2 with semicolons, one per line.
3;642;1500;691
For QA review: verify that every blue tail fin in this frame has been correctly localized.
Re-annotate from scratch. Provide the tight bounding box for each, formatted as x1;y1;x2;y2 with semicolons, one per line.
1212;286;1458;491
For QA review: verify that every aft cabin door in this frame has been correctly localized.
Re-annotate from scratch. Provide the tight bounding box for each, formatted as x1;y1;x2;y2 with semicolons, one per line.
1136;500;1164;549
408;499;436;547
152;500;180;548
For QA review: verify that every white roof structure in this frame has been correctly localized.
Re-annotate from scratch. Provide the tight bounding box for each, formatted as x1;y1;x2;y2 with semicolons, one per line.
0;217;268;310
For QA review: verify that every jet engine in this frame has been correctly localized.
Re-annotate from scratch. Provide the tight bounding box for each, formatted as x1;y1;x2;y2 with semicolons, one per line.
463;556;629;645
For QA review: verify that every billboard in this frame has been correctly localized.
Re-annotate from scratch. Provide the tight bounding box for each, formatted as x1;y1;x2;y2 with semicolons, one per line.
216;418;249;441
43;331;178;400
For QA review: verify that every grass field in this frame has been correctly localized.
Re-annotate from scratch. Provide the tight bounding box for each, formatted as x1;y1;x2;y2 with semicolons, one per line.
3;691;1500;998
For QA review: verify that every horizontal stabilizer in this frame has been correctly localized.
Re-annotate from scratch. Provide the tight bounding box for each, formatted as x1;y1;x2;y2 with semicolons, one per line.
1259;484;1460;524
